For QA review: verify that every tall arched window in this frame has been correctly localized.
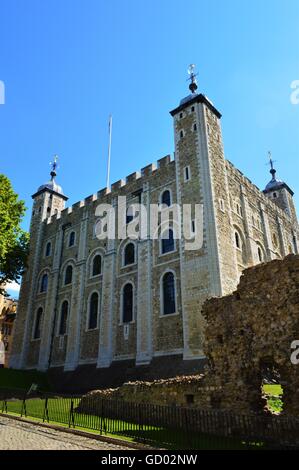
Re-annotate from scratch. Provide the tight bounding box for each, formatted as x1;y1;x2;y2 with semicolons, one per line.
162;272;176;315
45;242;51;257
59;301;68;336
122;283;133;323
161;229;175;254
33;307;43;339
88;292;99;330
69;231;75;247
257;247;263;263
235;232;241;249
161;190;171;207
92;255;102;276
40;274;48;293
124;243;135;266
64;265;73;285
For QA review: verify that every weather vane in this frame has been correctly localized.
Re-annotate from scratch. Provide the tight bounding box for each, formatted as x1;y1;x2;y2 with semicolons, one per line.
267;151;276;170
267;151;277;179
187;64;198;94
50;155;59;179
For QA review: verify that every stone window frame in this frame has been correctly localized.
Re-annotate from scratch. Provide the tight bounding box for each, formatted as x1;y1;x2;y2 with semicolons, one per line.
159;188;173;210
64;265;73;286
119;281;135;325
219;199;225;212
32;305;44;341
179;129;185;140
45;240;52;257
90;253;103;278
256;241;266;263
233;226;245;252
85;290;101;331
190;219;196;235
159;227;177;257
60;258;76;288
37;269;50;295
68;230;76;248
234;201;243;218
183;165;191;182
57;298;70;337
121;240;137;269
159;269;179;318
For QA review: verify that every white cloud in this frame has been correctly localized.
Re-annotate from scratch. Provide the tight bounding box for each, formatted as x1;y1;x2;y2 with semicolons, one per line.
5;281;20;293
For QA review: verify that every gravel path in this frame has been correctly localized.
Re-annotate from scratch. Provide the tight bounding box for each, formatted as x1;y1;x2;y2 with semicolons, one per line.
0;415;133;450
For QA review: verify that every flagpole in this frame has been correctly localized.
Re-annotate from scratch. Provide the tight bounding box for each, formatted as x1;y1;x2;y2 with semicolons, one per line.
106;115;112;188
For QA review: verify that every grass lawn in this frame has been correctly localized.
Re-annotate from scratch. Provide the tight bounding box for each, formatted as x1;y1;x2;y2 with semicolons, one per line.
0;396;262;450
0;369;51;391
262;384;283;414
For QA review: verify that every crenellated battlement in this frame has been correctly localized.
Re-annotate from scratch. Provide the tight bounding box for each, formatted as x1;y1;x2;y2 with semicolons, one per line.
225;159;293;222
43;154;174;227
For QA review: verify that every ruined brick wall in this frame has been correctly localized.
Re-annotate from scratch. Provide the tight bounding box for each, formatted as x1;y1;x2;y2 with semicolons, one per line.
203;254;299;415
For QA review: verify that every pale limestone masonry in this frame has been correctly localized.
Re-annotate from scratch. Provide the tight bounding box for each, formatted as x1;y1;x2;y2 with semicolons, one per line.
9;86;299;383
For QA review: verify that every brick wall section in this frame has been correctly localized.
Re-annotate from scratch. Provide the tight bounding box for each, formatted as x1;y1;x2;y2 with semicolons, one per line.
203;254;299;415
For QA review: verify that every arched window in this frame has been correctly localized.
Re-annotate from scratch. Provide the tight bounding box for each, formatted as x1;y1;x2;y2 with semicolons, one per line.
64;265;73;285
162;272;176;315
235;232;241;249
122;283;133;323
92;255;102;276
161;229;175;254
69;231;75;247
45;242;51;257
40;274;48;293
33;307;43;339
59;301;68;336
161;190;171;207
88;293;99;330
124;243;135;266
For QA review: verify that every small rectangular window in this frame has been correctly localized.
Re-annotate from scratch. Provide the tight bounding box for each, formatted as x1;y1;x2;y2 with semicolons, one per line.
191;219;196;234
184;166;191;182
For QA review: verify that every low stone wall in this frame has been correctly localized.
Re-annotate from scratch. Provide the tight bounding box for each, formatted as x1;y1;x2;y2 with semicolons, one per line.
78;374;222;410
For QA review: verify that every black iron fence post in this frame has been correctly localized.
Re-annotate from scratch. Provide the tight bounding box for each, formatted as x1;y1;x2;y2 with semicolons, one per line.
68;399;75;428
43;397;49;423
20;398;27;417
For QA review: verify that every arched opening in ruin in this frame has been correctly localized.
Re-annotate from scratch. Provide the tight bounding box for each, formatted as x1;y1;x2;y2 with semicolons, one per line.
260;359;283;415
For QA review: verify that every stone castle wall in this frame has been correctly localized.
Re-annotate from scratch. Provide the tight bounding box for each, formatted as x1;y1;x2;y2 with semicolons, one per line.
10;92;299;380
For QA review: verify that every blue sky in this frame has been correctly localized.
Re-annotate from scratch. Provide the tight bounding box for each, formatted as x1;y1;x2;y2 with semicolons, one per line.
1;0;299;296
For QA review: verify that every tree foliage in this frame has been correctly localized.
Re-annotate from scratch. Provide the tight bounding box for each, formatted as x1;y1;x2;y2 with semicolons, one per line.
0;174;29;295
